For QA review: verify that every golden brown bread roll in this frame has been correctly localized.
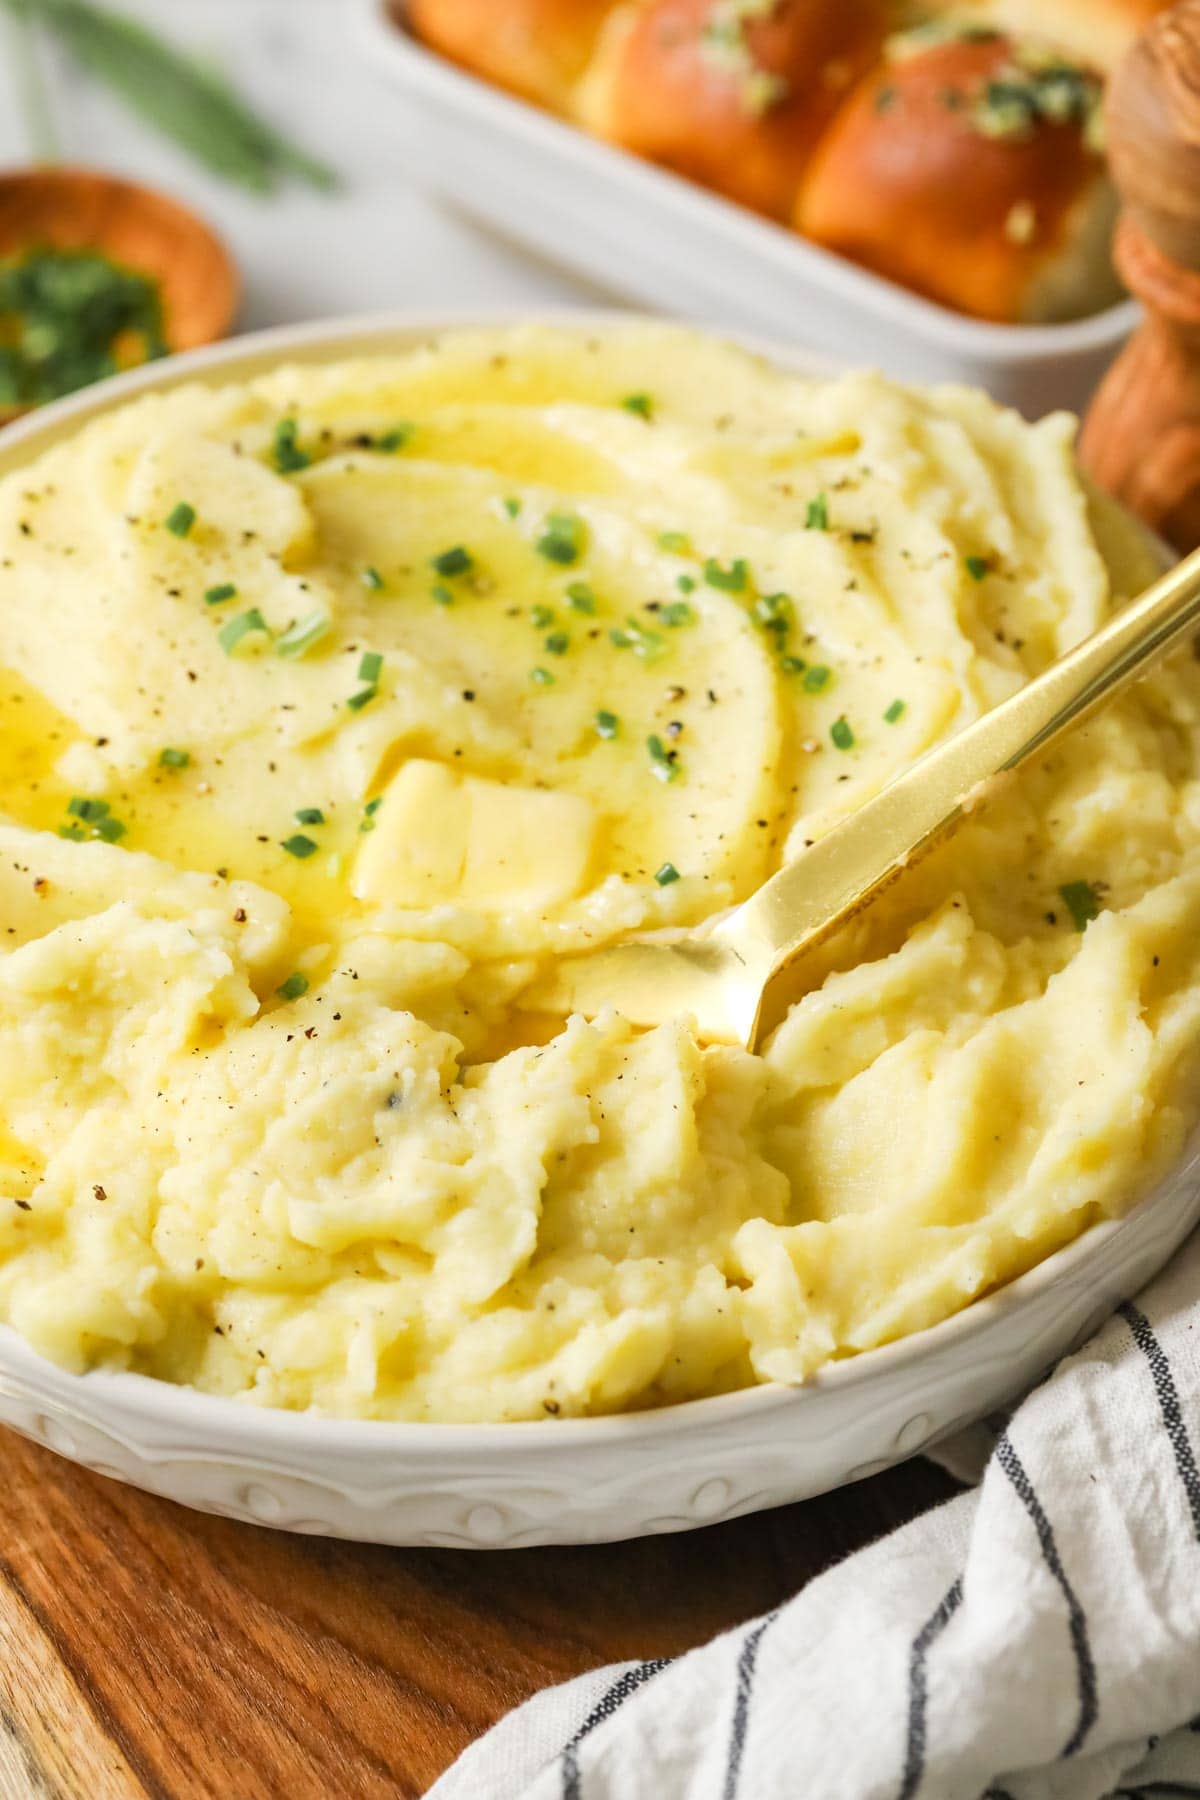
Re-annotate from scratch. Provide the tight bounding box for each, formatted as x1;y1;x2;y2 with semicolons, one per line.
796;31;1121;322
406;0;620;113
578;0;890;220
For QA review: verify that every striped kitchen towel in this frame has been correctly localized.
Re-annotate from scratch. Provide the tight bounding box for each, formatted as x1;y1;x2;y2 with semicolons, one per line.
429;1225;1200;1800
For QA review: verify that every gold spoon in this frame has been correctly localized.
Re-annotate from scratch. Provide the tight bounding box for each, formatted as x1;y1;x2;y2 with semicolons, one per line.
529;543;1200;1051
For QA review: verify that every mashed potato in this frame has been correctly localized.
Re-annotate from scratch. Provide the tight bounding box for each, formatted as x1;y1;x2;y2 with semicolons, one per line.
0;322;1195;1421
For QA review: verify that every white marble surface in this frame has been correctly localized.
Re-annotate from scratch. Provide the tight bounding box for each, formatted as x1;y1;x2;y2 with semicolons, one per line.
0;0;607;331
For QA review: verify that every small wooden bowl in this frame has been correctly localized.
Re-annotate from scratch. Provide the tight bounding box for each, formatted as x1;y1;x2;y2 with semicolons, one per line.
0;166;239;418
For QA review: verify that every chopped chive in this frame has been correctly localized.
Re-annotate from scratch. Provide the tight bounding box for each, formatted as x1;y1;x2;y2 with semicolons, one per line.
346;686;378;712
965;554;990;581
544;631;570;656
218;608;271;654
595;709;619;739
376;425;411;452
704;557;747;592
276;972;309;1001
662;601;694;627
610;618;664;660
204;582;237;606
884;698;906;723
281;833;319;859
360;795;383;833
159;747;190;769
431;545;473;578
536;513;585;566
275;611;330;659
754;592;792;634
647;734;680;782
830;716;855;750
803;664;832;693
362;565;385;592
531;604;555;629
64;803;127;844
805;493;829;531
676;573;696;594
622;392;653;418
654;862;681;886
658;530;691;553
272;418;310;474
358;650;383;683
529;666;555;686
165;501;195;538
1059;879;1101;932
781;655;806;674
566;581;596;613
431;584;454;606
501;496;521;518
294;807;324;826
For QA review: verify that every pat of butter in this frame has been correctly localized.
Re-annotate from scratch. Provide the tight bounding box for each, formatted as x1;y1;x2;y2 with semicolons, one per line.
352;759;596;912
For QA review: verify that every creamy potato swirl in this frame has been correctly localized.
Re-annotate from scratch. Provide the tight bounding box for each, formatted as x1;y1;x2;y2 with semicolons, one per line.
0;324;1192;1420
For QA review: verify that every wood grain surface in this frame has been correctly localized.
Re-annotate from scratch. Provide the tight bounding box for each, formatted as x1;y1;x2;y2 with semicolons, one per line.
1078;1;1200;552
0;1425;957;1798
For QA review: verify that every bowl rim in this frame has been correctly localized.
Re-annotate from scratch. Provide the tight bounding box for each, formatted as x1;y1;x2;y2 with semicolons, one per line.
0;305;1180;1451
361;0;1141;361
0;1176;1181;1452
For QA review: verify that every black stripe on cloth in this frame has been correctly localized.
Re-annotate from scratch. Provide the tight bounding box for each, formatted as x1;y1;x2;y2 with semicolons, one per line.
995;1433;1098;1758
560;1658;671;1800
1113;1784;1200;1797
897;1575;964;1800
1119;1301;1200;1539
722;1609;780;1800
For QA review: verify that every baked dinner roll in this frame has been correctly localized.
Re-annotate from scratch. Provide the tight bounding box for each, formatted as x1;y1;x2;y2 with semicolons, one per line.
578;0;890;220
796;30;1120;322
406;0;620;113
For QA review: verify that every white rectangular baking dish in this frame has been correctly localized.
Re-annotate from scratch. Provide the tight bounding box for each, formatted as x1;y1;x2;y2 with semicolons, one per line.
357;0;1139;417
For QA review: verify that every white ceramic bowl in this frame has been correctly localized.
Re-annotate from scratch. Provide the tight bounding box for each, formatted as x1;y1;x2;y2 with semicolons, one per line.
357;0;1140;417
0;312;1193;1549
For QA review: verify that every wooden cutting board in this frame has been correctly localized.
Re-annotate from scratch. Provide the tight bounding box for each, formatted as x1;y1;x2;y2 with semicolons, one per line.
0;1426;956;1797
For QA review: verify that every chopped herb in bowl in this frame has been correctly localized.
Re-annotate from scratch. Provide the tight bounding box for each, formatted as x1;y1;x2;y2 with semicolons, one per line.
0;247;167;411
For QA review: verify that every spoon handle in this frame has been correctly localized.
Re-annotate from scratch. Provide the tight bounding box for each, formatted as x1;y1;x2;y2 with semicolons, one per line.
727;543;1200;1048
